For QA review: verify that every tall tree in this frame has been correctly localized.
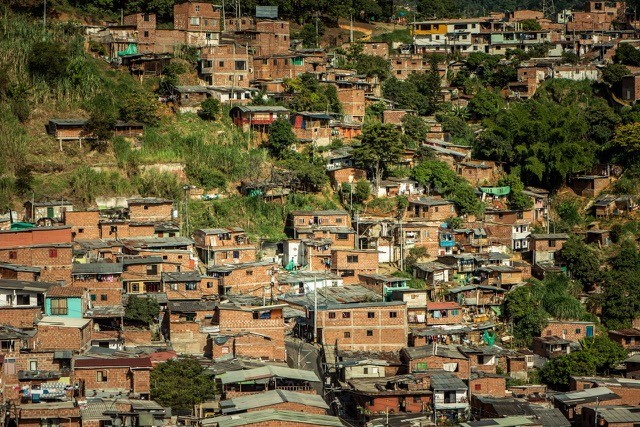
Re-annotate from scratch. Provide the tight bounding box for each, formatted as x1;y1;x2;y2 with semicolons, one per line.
151;358;216;411
353;122;403;190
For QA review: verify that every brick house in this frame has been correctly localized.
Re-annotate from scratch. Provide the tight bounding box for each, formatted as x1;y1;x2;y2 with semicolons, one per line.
174;85;212;113
582;405;640;427
164;300;215;355
47;119;95;149
230;105;290;141
553;387;622;424
469;373;507;397
213;304;287;361
541;320;595;342
344;374;432;420
71;262;123;307
426;301;463;325
484;209;534;252
218;365;320;398
294;225;356;249
331;249;378;285
283;238;333;271
382;109;410;126
402;344;470;380
0;226;73;283
0;262;40;281
530;233;569;265
622;73;640;103
63;210;100;240
163;270;211;300
337;88;365;123
447;285;505;318
207;261;278;297
127;198;174;223
199;42;251;87
17;402;81;427
457;160;500;186
388;289;429;324
478;265;523;289
36;316;92;352
289;210;351;231
0;279;53;327
326;166;367;190
609;329;640;353
571;376;640;406
413;262;454;286
73;356;152;397
173;0;221;47
570;175;612;198
291;112;333;147
311;301;408;352
406;197;457;221
533;336;572;358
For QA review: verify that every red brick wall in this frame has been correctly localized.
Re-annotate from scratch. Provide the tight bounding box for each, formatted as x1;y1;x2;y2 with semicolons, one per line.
122;329;153;347
75;366;132;392
245;401;326;414
406;202;456;221
174;1;221;32
409;355;470;380
80;280;123;306
37;322;92;351
331;250;378;285
291;213;350;228
470;376;506;396
220;264;277;295
128;202;173;222
19;407;80;427
328;167;367;188
64;211;100;240
541;321;594;342
318;305;407;352
0;307;42;328
0;227;72;248
337;89;365;121
218;308;286;361
383;110;408;125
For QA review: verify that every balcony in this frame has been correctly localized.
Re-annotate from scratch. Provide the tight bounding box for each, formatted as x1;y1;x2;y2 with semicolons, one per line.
18;369;70;381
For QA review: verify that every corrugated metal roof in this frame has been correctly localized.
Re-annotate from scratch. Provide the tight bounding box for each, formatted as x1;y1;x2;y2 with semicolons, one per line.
201;409;343;427
72;262;123;275
220;390;327;413
554;386;619;405
218;365;320;385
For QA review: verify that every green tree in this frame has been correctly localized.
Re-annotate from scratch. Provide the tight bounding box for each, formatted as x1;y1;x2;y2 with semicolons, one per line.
602;63;630;87
581;335;627;374
503;284;548;345
468;88;503;119
401;114;429;145
86;94;119;152
610;122;640;166
540;351;597;390
556;236;602;290
124;295;160;327
266;118;297;159
441;115;473;145
279;154;328;193
497;169;533;211
151;358;216;411
353;122;403;190
556;199;582;228
120;90;160;126
199;98;221;121
614;43;640;66
28;41;69;84
520;19;542;31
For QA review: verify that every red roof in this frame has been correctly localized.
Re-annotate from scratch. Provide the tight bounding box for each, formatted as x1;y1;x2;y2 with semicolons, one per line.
427;301;461;310
47;286;86;297
74;357;152;369
149;350;177;364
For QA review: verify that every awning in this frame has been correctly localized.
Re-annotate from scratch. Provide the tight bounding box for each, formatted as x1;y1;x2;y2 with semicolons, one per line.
118;43;138;57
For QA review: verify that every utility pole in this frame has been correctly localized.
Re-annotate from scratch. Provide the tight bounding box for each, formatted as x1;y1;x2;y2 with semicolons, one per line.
222;0;225;32
43;0;46;29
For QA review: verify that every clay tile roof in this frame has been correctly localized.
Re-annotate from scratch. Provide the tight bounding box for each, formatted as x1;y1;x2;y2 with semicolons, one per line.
74;357;152;369
427;301;461;310
46;286;86;297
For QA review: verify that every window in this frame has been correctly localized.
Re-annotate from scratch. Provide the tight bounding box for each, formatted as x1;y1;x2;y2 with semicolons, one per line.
396;70;402;75
207;282;213;288
49;249;58;258
8;251;16;260
416;362;428;371
344;332;351;338
475;383;482;391
100;294;107;301
368;312;375;318
40;419;60;427
576;328;582;334
204;19;209;26
563;329;568;335
143;14;150;22
547;330;552;336
29;360;37;371
147;265;158;275
342;312;351;318
452;309;459;315
235;61;247;70
390;311;398;318
548;239;556;247
246;270;253;276
78;228;84;234
328;312;336;319
143;30;149;37
336;218;343;223
96;371;107;382
337;233;349;240
219;61;225;67
16;294;30;305
366;330;373;336
347;255;359;263
363;367;369;374
143;205;149;210
342;270;355;277
132;284;140;292
186;282;197;291
90;294;96;301
190;17;201;26
195;5;200;12
50;298;68;315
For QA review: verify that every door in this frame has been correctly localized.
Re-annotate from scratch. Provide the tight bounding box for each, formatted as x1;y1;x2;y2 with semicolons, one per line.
586;326;594;337
47;206;54;218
